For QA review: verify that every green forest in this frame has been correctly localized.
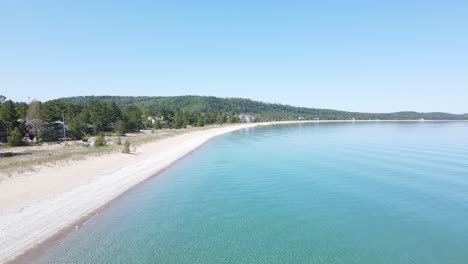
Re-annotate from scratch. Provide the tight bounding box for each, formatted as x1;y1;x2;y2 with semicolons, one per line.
59;95;468;121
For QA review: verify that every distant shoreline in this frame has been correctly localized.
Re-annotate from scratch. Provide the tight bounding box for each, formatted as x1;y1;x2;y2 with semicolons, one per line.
264;120;468;123
54;95;468;120
1;120;467;263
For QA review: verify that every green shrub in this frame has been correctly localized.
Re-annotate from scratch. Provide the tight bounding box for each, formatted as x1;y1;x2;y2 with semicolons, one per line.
7;128;24;146
154;121;162;129
94;133;107;147
116;135;122;145
145;119;153;129
82;133;90;142
122;140;131;154
114;120;126;136
197;116;205;127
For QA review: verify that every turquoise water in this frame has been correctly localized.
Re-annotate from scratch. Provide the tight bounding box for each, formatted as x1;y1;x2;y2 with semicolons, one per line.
36;122;468;264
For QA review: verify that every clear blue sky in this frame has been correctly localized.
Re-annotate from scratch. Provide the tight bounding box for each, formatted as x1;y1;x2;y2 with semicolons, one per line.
1;1;467;113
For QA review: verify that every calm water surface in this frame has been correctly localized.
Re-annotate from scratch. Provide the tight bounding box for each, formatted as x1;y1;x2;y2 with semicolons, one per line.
37;122;468;264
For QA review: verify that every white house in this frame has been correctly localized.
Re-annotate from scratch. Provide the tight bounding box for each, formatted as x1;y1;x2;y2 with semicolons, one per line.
238;114;257;123
148;116;165;124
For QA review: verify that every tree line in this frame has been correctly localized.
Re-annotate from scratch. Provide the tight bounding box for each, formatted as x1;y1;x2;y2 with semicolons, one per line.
3;94;468;146
0;95;241;145
58;95;468;121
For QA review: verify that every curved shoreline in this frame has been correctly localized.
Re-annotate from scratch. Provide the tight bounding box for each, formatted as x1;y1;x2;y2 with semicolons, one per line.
0;120;466;263
0;123;259;263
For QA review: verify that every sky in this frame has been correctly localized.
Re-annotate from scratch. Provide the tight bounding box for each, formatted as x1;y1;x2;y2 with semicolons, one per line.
0;1;467;113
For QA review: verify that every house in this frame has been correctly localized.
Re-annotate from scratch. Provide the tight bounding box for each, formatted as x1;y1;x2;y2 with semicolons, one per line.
40;120;68;140
0;121;7;143
148;116;165;125
238;114;256;123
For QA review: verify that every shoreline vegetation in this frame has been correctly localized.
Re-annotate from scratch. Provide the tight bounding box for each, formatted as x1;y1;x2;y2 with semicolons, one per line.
1;95;467;148
0;120;467;263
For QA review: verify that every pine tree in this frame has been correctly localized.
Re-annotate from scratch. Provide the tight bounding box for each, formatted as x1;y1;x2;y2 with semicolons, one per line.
154;120;162;129
26;100;43;138
196;115;205;127
109;101;122;124
172;112;183;129
216;113;226;124
0;100;19;132
7;128;24;146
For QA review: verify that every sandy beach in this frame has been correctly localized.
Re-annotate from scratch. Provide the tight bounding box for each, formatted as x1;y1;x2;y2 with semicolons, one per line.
0;120;465;263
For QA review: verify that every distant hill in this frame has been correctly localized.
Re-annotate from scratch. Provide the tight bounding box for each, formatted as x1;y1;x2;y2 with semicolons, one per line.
56;96;468;120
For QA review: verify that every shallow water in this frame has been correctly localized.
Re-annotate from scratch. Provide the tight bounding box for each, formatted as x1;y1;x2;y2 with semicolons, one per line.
36;122;468;264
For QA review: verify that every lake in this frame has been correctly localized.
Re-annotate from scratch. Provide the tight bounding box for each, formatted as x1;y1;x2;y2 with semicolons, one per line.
36;122;468;264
